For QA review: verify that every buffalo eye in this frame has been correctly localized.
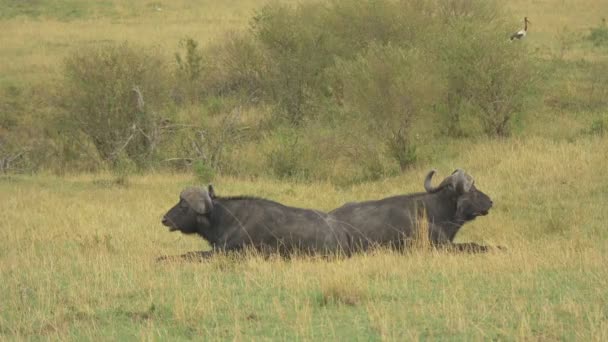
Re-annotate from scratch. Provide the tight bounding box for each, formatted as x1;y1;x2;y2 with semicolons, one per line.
179;201;190;212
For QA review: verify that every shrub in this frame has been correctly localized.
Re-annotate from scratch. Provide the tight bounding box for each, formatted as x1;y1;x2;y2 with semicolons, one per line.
0;85;32;173
158;103;248;175
266;128;311;180
176;38;204;83
587;18;608;47
580;115;608;137
0;135;29;174
247;1;436;124
473;43;534;137
250;3;334;124
0;83;63;173
212;0;537;139
329;43;432;170
174;37;205;103
331;43;428;130
387;129;417;171
587;60;608;109
589;118;606;136
433;6;535;137
193;159;215;183
60;42;172;170
201;32;267;99
49;0;539;179
194;0;539;181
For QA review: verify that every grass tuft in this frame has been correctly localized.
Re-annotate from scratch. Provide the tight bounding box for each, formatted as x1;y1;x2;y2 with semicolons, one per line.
317;270;368;307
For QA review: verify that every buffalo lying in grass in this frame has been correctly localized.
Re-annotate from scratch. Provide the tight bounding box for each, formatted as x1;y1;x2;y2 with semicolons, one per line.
159;169;501;261
159;185;349;260
329;169;501;253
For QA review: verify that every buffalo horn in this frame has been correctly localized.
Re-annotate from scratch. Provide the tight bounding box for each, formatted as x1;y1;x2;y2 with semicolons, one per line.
452;169;474;193
424;169;439;192
424;169;455;193
180;187;213;214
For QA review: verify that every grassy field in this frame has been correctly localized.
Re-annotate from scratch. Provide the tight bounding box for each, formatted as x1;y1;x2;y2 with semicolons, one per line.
0;1;602;74
1;0;606;86
1;0;608;340
2;136;607;340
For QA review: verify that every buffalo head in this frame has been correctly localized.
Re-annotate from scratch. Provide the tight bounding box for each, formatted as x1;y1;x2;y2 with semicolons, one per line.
162;185;214;234
424;169;493;221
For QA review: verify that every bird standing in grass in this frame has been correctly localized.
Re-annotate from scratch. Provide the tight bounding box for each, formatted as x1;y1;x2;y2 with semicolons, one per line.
510;17;531;41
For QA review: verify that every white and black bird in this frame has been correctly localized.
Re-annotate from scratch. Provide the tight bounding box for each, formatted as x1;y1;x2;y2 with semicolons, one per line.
510;17;531;41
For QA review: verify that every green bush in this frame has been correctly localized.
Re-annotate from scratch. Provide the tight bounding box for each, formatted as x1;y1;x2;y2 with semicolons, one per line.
250;3;335;124
387;129;418;171
0;85;32;173
580;115;608;137
157;102;249;175
587;60;608;109
245;1;428;124
329;42;433;168
193;159;216;183
0;83;63;173
330;43;432;131
587;18;608;47
60;42;172;170
433;1;534;137
266;128;311;180
174;37;205;103
207;0;536;137
188;33;266;103
0;134;29;174
188;0;539;182
589;119;606;136
42;0;540;180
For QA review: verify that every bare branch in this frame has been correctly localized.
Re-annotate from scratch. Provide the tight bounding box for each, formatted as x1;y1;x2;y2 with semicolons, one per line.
132;86;145;112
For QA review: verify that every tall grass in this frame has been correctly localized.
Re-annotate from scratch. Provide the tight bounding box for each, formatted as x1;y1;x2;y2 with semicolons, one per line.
1;137;607;339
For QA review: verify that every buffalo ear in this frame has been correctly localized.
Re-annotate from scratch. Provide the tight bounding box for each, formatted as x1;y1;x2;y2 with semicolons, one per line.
180;187;213;214
208;184;216;199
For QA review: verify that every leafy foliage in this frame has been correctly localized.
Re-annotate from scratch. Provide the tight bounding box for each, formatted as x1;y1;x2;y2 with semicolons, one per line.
587;18;608;47
5;0;545;181
60;42;171;169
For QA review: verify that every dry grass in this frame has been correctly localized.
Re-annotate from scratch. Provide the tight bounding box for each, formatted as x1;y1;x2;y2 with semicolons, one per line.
2;0;606;85
1;137;607;340
506;0;607;58
0;0;267;85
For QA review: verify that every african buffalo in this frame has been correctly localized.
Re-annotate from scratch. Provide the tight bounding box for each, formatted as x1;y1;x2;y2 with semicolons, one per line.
329;169;499;252
160;185;349;260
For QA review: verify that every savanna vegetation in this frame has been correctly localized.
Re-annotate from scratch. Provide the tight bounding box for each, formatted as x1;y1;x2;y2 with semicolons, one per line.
1;0;607;340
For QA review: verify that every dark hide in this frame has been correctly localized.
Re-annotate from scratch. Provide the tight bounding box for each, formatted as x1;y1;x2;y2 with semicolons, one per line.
160;185;349;260
329;169;500;253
